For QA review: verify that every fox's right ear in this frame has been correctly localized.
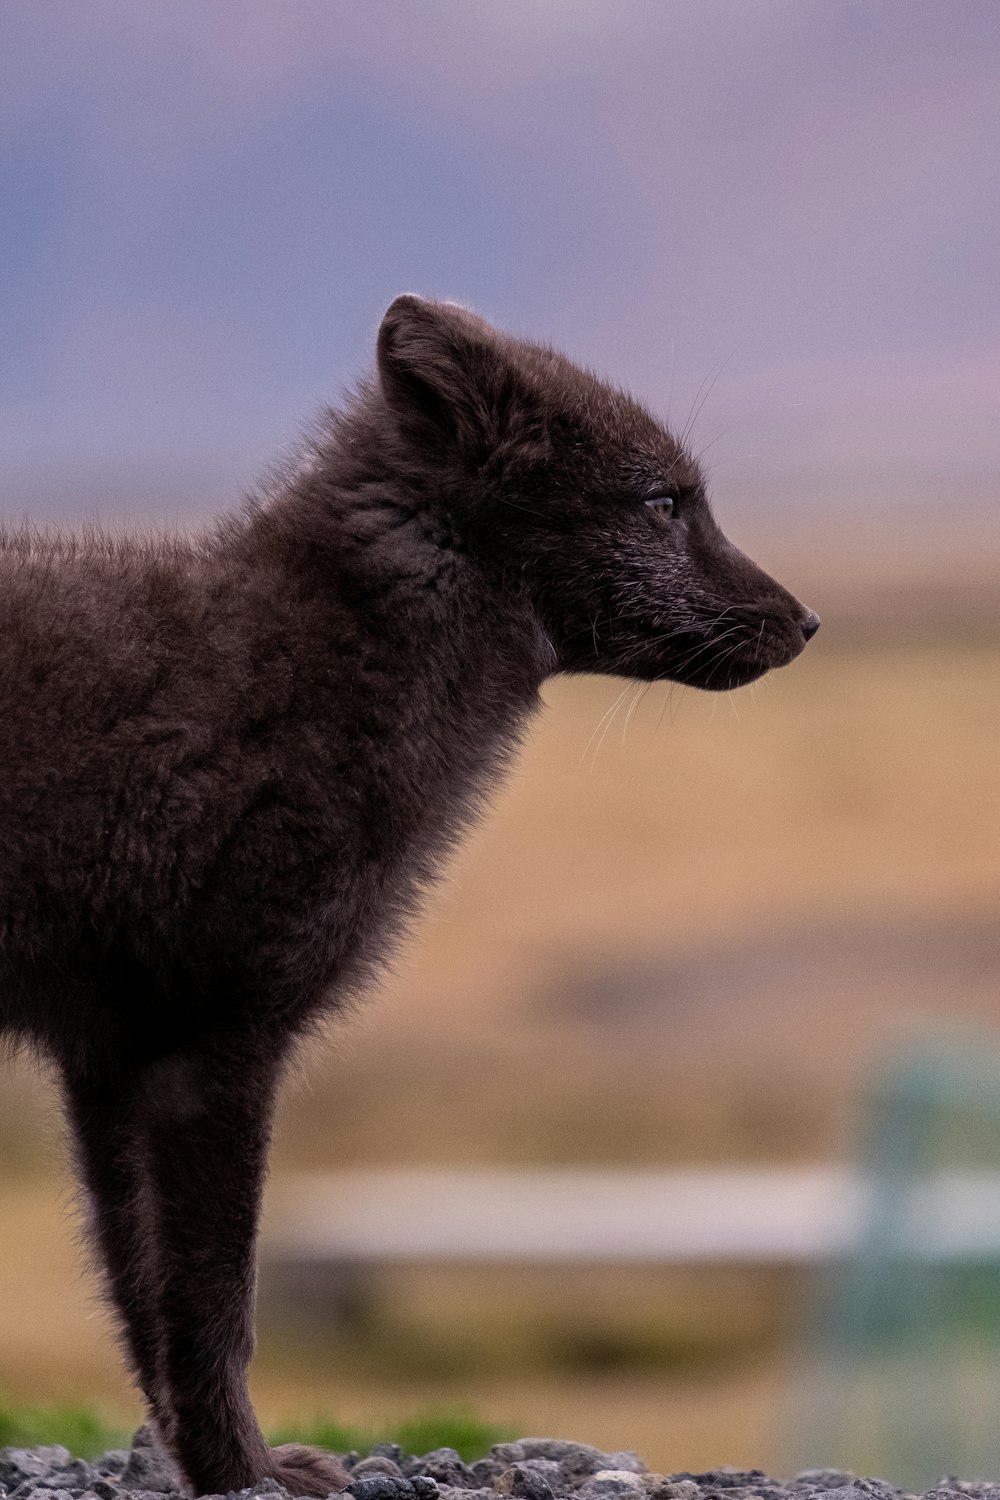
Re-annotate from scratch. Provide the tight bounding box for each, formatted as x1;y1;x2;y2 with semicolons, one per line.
376;295;527;455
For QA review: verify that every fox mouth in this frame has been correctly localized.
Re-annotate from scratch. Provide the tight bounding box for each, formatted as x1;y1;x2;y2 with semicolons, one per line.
662;628;807;691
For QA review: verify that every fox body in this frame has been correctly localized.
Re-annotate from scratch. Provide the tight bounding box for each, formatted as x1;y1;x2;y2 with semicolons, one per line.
0;297;817;1497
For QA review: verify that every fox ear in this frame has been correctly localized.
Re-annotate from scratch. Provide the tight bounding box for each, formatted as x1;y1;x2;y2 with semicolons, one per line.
376;295;511;453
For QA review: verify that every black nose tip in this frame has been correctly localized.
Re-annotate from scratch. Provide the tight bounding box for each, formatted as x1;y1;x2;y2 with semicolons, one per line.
800;609;821;641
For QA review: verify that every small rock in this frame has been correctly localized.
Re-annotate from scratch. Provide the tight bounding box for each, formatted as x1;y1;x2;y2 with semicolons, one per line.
347;1471;434;1500
931;1487;1000;1499
591;1475;645;1490
578;1475;646;1500
602;1462;646;1480
0;1453;72;1491
807;1487;873;1500
369;1452;406;1471
353;1463;405;1481
48;1461;95;1492
467;1464;504;1489
646;1483;700;1500
349;1477;417;1500
694;1474;770;1492
488;1444;644;1492
791;1475;857;1492
91;1454;131;1483
489;1446;604;1482
119;1427;185;1494
407;1451;475;1490
495;1464;557;1500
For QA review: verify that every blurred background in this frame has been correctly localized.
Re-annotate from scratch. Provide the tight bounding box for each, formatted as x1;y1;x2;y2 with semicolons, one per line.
1;0;999;1488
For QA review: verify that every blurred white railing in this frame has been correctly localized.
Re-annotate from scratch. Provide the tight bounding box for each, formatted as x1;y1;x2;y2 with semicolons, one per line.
261;1167;1000;1266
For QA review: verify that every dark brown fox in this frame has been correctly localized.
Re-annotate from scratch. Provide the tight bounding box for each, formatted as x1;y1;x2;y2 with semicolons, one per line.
0;297;818;1498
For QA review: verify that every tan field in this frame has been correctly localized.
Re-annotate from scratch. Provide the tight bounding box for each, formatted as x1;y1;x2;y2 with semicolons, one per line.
2;557;999;1474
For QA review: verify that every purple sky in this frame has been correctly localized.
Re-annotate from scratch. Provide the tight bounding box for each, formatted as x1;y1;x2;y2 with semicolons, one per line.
2;0;997;558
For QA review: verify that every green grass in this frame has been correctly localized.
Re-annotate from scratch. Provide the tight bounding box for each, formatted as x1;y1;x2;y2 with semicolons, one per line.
0;1399;513;1464
270;1408;515;1462
0;1400;129;1457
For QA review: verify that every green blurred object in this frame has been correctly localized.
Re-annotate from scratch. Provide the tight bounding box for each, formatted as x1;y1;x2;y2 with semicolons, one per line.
387;1410;516;1462
0;1399;128;1457
0;1399;510;1466
796;1033;1000;1489
267;1408;512;1464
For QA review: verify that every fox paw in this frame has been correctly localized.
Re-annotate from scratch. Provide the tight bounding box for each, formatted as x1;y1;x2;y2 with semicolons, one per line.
269;1443;353;1497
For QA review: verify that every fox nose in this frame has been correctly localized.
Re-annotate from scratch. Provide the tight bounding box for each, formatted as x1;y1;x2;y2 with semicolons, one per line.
800;609;821;641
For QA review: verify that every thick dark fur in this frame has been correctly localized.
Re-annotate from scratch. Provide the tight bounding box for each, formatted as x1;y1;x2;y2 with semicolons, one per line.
0;298;818;1497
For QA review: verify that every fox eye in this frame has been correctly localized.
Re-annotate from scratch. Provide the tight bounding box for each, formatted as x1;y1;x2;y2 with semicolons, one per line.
645;494;676;520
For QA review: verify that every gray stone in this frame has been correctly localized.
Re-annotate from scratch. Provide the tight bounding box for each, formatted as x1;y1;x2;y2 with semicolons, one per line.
92;1454;131;1483
465;1464;503;1489
119;1428;185;1495
0;1454;72;1491
346;1474;436;1500
47;1461;95;1492
353;1463;405;1482
803;1487;871;1500
224;1484;291;1500
369;1452;406;1471
498;1464;562;1485
646;1483;700;1500
791;1475;857;1493
490;1447;605;1480
408;1452;475;1490
578;1475;646;1500
349;1477;418;1500
601;1463;646;1480
495;1464;557;1500
487;1445;642;1492
693;1474;770;1492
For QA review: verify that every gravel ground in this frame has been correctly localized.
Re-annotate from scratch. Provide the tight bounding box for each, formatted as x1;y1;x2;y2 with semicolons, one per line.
3;1428;1000;1500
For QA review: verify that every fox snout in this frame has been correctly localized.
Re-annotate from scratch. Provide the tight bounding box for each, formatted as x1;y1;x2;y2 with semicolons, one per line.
653;536;821;691
674;541;820;690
